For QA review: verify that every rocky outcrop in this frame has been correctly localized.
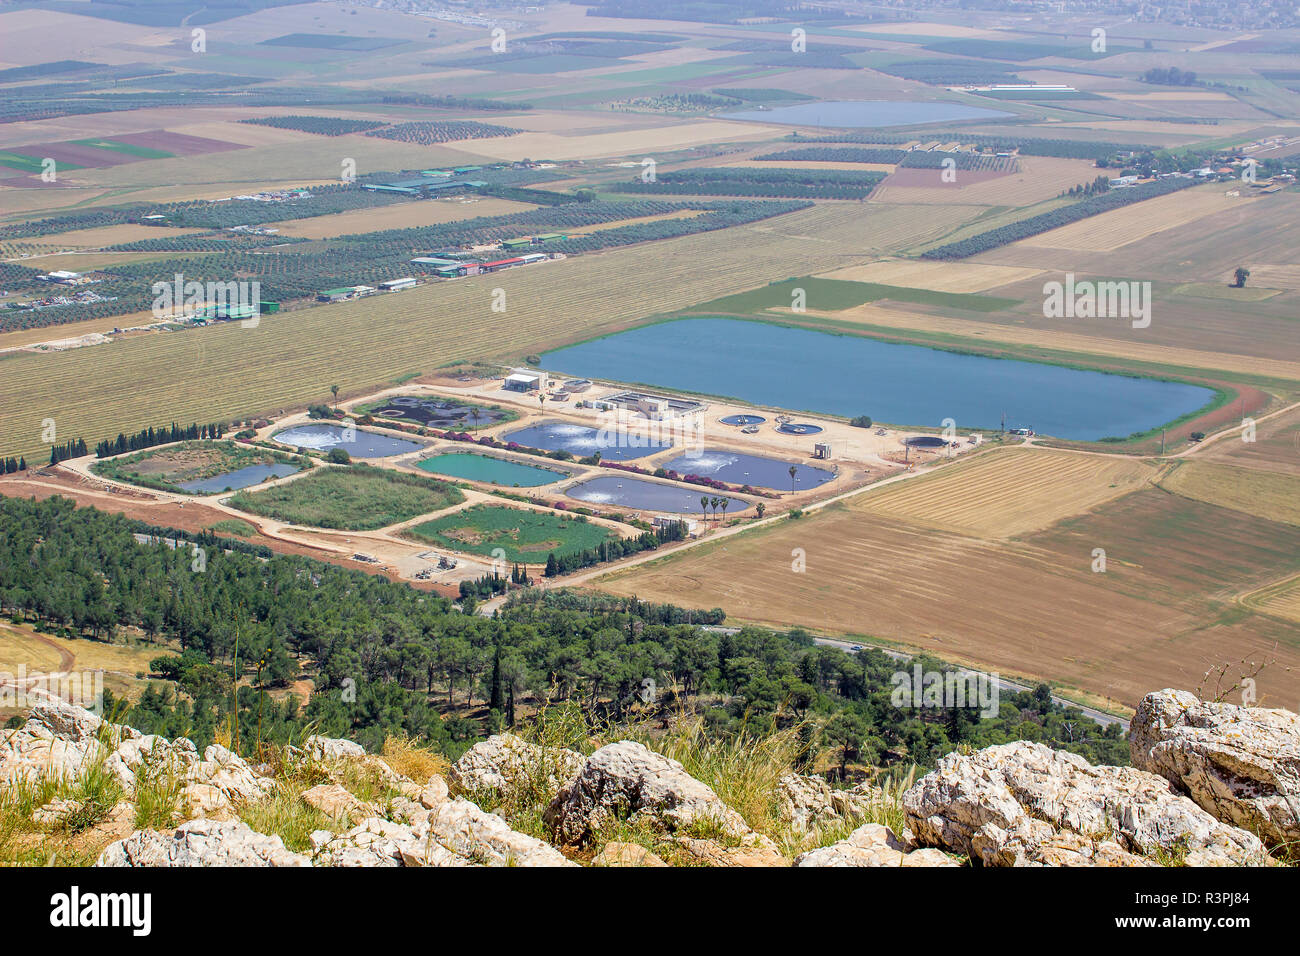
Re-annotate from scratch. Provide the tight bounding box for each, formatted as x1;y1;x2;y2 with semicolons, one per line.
903;741;1268;867
776;773;882;833
302;784;379;823
98;819;309;867
795;824;959;867
545;741;754;847
0;700;129;785
592;842;668;867
449;734;585;799
422;797;575;867
1130;689;1300;848
312;797;574;867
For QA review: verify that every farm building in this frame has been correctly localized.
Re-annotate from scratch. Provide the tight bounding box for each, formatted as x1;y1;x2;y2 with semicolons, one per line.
534;233;567;244
480;257;526;274
503;370;546;392
501;237;533;251
38;270;86;284
380;277;417;291
206;304;258;322
318;286;375;303
410;257;460;268
653;516;698;535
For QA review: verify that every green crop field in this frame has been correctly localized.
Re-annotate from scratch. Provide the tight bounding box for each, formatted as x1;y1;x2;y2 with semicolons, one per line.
71;139;175;159
688;276;1021;314
406;504;616;562
228;464;463;530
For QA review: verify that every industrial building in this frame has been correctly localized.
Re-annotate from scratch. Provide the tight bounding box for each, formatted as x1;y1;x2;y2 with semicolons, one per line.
380;277;417;291
503;370;547;392
318;286;376;303
599;390;705;423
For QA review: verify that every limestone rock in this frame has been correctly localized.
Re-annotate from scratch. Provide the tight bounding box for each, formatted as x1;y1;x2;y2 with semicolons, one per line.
903;741;1267;867
32;797;84;827
301;784;378;823
420;775;450;808
449;733;585;799
421;797;574;867
1130;689;1300;847
97;819;308;867
0;700;121;785
180;783;233;821
305;735;367;761
674;834;786;867
546;741;753;847
592;842;668;867
776;773;882;833
192;745;274;804
316;817;415;867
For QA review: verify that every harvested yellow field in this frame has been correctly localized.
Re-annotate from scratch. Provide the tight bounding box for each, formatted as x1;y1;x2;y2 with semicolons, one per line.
268;196;535;239
1019;187;1254;252
1245;264;1300;289
873;156;1097;206
1161;461;1300;527
1242;573;1300;624
851;448;1157;538
817;258;1042;292
29;223;204;248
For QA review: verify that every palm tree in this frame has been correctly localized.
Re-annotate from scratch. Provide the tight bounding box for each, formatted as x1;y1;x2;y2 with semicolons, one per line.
709;496;720;522
788;465;798;495
700;495;709;523
719;498;729;523
330;384;340;410
470;405;481;433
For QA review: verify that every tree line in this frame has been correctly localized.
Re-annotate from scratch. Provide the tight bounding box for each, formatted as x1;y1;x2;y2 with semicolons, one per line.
0;495;1128;769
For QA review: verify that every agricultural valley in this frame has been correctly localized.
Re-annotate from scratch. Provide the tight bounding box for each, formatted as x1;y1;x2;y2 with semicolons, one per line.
0;0;1298;883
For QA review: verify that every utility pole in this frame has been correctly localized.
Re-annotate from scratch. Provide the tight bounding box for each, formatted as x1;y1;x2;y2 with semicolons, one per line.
1161;429;1166;456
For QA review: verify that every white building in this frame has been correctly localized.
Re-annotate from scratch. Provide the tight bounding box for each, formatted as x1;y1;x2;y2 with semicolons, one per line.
504;371;545;392
380;277;417;291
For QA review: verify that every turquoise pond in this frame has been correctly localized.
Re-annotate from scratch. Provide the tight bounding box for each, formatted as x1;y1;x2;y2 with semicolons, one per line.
542;319;1216;441
415;453;564;486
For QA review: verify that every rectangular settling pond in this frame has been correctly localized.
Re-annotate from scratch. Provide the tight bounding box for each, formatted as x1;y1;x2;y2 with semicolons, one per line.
273;423;426;458
503;420;669;461
416;453;564;487
179;462;301;494
662;448;834;490
542;319;1216;442
567;476;749;514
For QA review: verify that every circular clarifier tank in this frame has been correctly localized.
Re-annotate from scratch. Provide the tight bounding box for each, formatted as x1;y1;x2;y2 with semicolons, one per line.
903;435;949;448
720;414;766;426
777;422;823;435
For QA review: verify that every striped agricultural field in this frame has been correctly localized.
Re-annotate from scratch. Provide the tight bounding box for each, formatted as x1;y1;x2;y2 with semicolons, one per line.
849;448;1158;538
